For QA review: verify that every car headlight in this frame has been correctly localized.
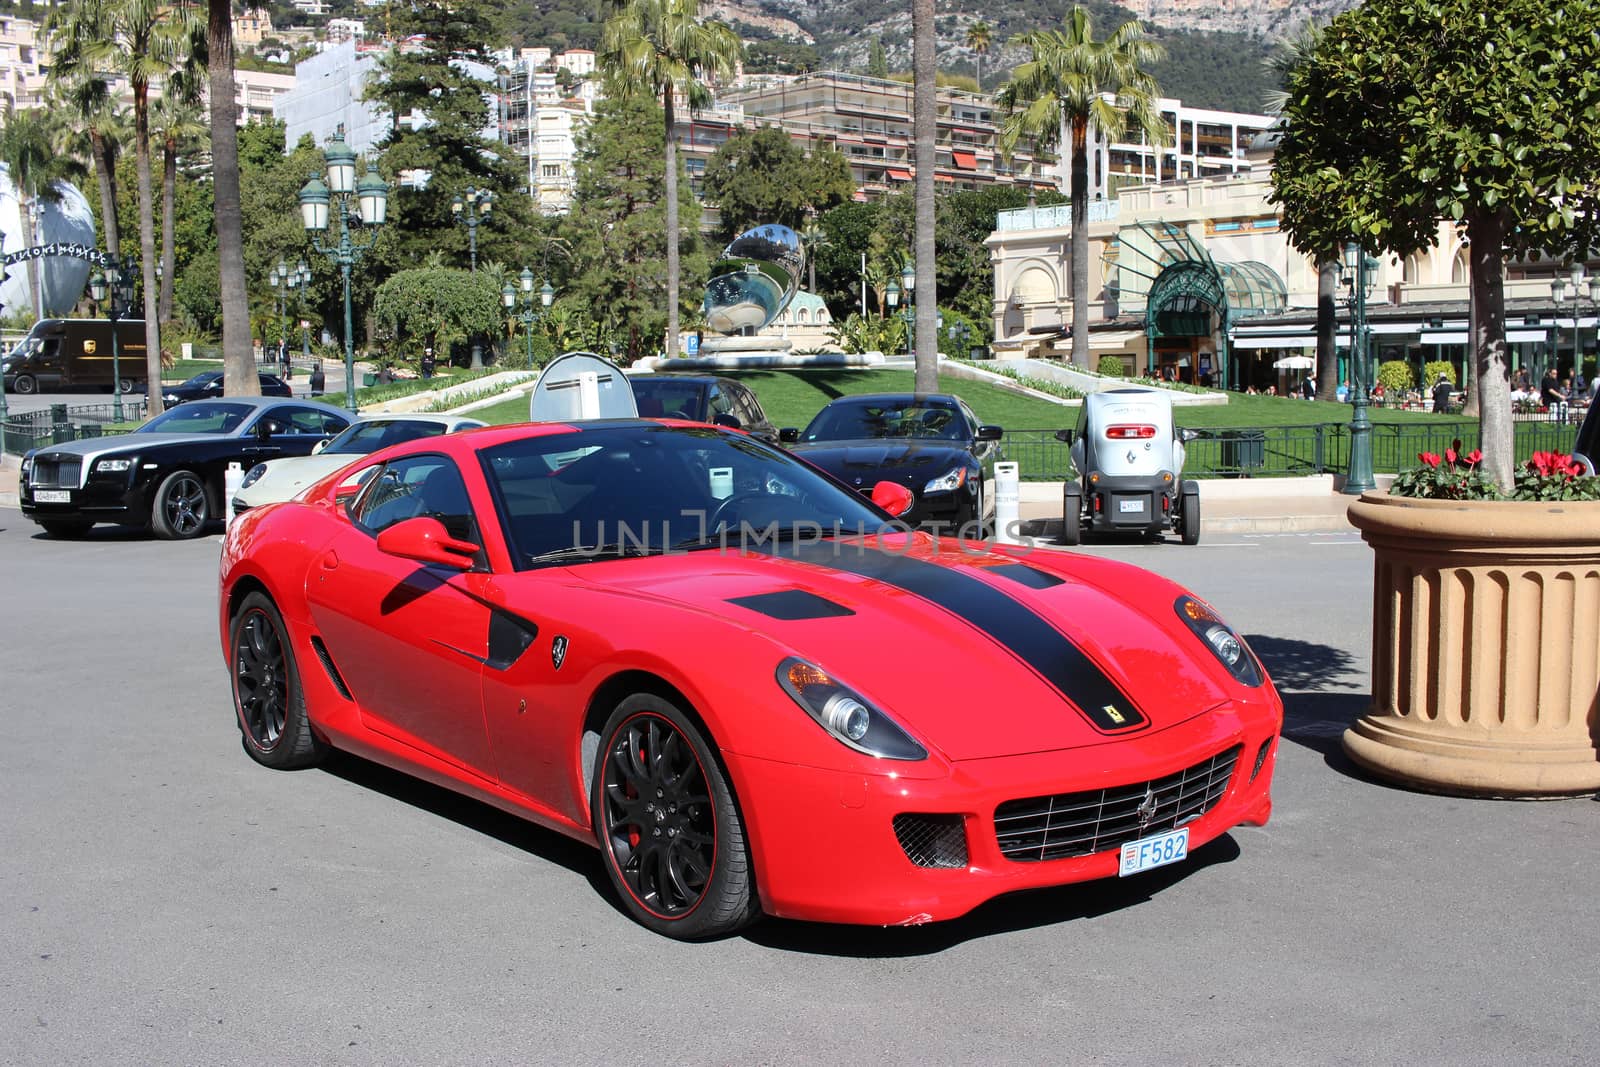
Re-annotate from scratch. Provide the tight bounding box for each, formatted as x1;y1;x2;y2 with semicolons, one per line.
777;658;926;760
924;466;967;494
1174;595;1263;687
20;454;33;478
94;458;133;472
239;463;269;489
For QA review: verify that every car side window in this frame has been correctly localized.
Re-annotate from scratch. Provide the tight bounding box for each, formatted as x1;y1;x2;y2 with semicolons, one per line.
709;386;735;417
276;407;337;436
354;454;481;549
733;386;764;427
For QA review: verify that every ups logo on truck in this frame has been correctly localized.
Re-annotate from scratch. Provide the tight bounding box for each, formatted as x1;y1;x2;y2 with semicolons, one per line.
83;339;97;354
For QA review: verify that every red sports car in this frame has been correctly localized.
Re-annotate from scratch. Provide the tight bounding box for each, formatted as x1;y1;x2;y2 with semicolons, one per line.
219;420;1281;939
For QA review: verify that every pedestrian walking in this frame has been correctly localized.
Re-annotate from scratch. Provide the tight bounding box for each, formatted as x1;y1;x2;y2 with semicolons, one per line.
309;361;325;397
1432;374;1454;414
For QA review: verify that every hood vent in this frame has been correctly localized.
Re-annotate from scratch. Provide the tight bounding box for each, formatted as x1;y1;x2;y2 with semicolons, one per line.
726;590;854;621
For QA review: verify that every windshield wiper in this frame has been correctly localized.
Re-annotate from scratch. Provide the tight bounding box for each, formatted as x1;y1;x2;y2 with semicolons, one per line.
526;542;655;565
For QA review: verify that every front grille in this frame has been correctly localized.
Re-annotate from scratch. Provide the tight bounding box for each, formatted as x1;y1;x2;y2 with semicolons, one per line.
994;745;1241;863
893;813;968;869
30;456;82;489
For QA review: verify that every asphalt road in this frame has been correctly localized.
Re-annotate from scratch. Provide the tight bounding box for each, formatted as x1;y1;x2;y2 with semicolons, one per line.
2;364;350;416
1;516;1595;1065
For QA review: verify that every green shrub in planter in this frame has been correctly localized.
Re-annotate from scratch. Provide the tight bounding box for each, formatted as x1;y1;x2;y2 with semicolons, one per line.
1377;359;1414;395
1097;355;1126;377
1422;359;1455;387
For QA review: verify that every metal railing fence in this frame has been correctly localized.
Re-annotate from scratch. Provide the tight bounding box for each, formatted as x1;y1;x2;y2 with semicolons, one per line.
1;399;149;457
999;421;1578;480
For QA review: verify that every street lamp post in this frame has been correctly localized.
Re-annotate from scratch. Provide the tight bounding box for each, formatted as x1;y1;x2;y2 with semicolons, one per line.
453;187;494;370
948;320;973;361
298;132;388;413
1339;240;1380;495
501;267;556;370
290;259;313;361
88;257;137;422
1550;263;1600;385
268;258;291;376
900;262;916;354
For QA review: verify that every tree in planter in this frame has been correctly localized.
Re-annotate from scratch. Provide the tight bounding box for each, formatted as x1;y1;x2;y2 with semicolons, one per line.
371;267;504;370
1270;0;1600;490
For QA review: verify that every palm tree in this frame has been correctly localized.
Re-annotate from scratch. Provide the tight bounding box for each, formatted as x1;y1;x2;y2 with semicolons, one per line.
65;0;202;412
0;104;87;319
1263;22;1337;401
152;67;207;331
912;0;937;390
966;20;993;93
599;0;740;361
42;0;125;261
208;0;255;398
997;7;1167;369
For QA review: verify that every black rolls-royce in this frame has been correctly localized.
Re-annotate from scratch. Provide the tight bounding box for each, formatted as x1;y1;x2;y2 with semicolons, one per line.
19;397;352;539
779;392;1002;533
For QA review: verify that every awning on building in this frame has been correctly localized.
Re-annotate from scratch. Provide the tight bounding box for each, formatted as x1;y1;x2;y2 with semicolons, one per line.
1508;328;1551;343
1422;332;1469;344
885;167;912;181
1089;328;1145;350
1230;333;1317;349
952;150;978;169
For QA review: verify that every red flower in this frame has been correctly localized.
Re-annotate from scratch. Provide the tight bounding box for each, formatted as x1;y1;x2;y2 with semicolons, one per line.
1419;452;1442;468
1444;447;1457;465
1465;449;1483;465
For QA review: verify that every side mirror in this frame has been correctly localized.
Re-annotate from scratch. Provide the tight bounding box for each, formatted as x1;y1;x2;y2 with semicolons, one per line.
375;516;479;570
1177;427;1200;443
870;480;915;518
778;427;800;444
975;424;1003;442
713;412;742;431
312;438;330;455
1054;428;1075;445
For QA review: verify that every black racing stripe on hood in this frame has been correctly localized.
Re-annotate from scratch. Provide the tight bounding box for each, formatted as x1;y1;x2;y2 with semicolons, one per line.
727;590;855;620
777;542;1145;733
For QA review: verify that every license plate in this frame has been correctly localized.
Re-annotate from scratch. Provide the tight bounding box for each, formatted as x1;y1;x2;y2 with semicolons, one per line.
1118;498;1145;513
33;490;70;503
1119;826;1189;876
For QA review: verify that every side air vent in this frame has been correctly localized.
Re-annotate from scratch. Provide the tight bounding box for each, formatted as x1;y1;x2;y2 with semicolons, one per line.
309;636;353;700
893;813;969;869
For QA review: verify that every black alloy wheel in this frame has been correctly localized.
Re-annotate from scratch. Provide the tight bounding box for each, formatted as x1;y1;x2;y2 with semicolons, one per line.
593;695;756;939
230;591;326;769
12;374;36;395
151;469;210;539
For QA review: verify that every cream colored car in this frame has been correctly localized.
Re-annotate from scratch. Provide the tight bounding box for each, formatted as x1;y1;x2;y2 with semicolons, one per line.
230;413;486;514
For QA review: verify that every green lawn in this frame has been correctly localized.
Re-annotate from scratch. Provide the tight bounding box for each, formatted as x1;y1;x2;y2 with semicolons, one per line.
470;368;1077;430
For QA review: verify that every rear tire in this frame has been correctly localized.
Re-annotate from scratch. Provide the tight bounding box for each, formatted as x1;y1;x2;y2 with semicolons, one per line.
12;374;36;395
1181;491;1201;546
37;519;93;538
116;377;136;395
1059;486;1082;546
592;693;758;940
151;469;212;539
230;591;327;769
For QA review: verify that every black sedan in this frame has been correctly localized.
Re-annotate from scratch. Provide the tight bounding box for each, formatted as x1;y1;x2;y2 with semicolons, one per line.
780;393;1002;533
627;373;778;443
18;397;351;539
163;370;292;406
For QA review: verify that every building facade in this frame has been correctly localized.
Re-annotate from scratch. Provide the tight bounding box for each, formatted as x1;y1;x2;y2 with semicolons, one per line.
987;160;1597;392
276;39;388;154
0;16;48;113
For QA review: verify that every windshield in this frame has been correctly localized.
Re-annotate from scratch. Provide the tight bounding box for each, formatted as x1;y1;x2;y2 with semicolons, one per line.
629;378;708;421
801;399;968;443
482;423;889;567
138;400;254;435
326;419;450;455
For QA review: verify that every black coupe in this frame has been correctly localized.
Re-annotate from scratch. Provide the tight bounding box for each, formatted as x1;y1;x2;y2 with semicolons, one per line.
626;373;778;443
163;370;292;406
780;393;1002;533
19;397;352;539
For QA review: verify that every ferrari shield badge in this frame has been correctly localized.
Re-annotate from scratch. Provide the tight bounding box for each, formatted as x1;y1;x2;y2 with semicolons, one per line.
551;635;569;670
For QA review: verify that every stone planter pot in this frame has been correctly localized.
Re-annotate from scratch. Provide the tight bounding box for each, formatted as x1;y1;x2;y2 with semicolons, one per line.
1344;491;1600;796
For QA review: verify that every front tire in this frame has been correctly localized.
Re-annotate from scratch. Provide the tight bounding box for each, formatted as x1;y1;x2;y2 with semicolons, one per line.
1180;490;1201;546
12;373;36;395
151;469;211;539
116;377;136;395
592;694;757;940
230;591;327;769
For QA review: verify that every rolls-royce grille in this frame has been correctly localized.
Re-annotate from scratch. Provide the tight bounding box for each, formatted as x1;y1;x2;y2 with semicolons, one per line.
892;813;968;869
30;456;83;489
994;745;1241;863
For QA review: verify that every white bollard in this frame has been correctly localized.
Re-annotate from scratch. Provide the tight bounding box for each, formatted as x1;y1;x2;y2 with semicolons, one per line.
993;461;1020;545
224;462;244;530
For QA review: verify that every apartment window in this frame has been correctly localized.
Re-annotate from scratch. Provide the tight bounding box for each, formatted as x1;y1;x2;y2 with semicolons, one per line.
542;164;560;178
